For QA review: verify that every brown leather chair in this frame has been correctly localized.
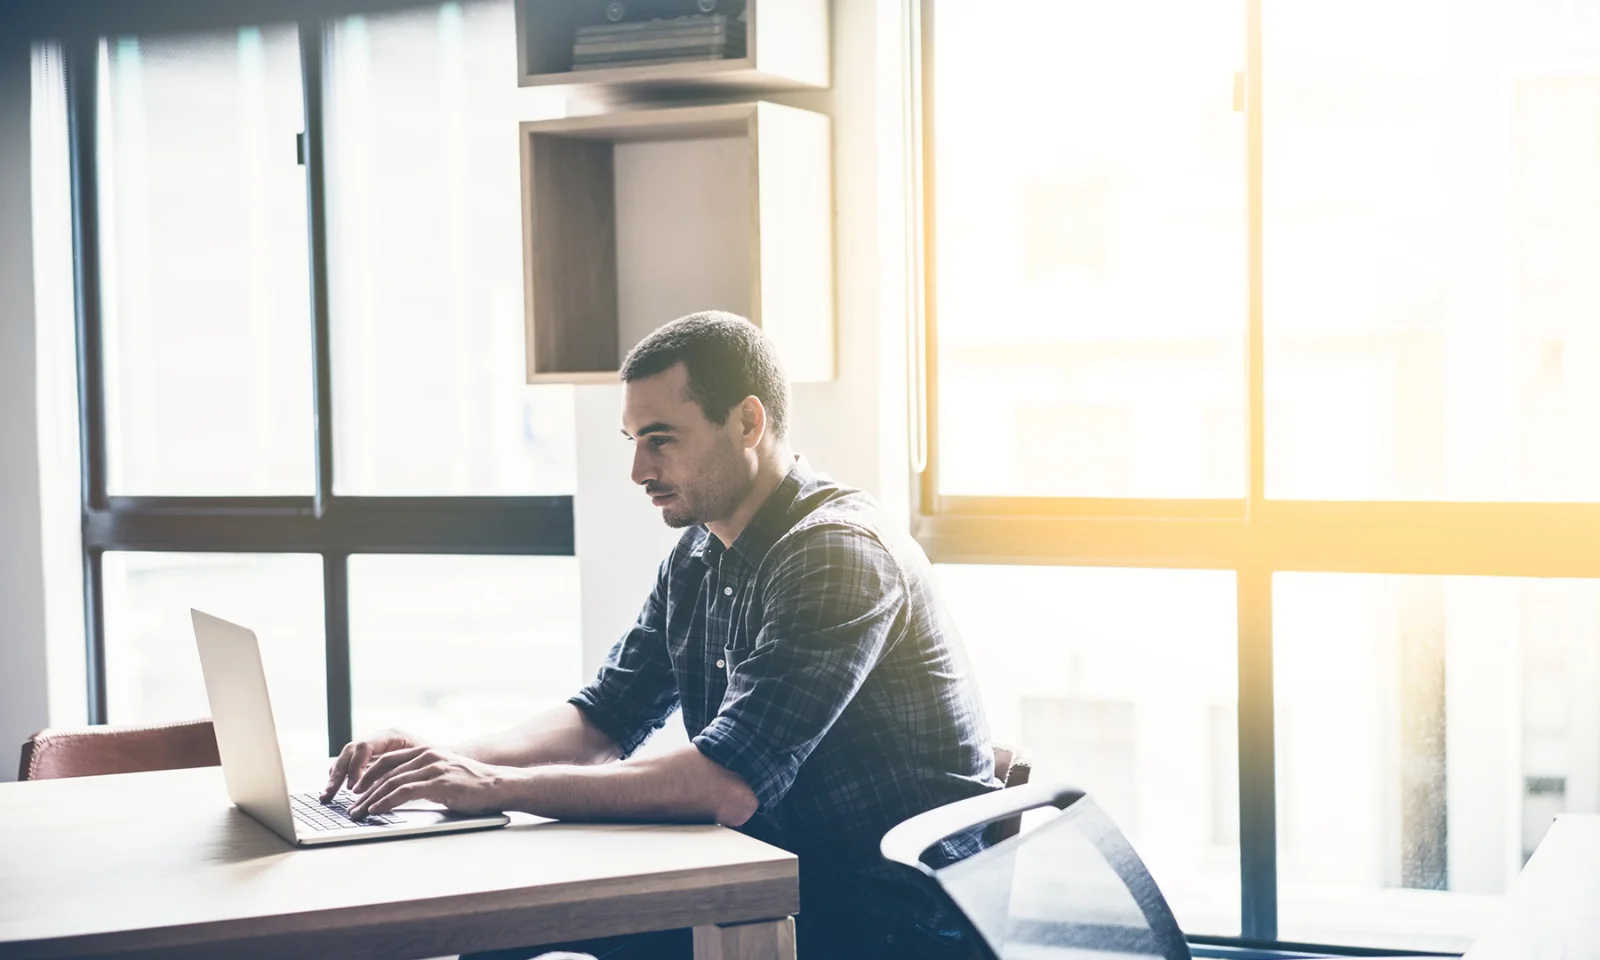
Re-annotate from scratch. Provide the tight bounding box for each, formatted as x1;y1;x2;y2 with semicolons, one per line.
985;743;1032;845
18;718;221;781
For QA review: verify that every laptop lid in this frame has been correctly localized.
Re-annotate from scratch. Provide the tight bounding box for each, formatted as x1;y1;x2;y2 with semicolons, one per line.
190;609;298;841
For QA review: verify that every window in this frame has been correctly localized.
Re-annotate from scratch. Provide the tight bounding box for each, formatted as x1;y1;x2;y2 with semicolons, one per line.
348;554;580;745
99;27;315;496
1275;573;1600;951
937;565;1241;936
928;0;1245;501
59;0;576;756
325;1;575;496
102;552;326;760
1265;3;1600;502
919;0;1600;950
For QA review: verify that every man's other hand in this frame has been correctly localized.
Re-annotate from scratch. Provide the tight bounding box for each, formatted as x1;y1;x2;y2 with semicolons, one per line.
321;729;429;802
345;746;512;819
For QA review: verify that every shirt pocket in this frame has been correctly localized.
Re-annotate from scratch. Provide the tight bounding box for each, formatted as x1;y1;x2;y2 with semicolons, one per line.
721;633;756;675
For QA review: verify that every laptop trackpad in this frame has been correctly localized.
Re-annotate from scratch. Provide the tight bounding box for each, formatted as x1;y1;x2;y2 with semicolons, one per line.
392;800;491;825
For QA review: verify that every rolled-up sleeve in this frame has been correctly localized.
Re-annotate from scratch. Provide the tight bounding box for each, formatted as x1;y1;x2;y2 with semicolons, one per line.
569;560;681;757
693;522;903;809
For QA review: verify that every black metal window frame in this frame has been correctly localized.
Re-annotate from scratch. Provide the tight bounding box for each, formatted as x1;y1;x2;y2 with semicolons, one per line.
62;20;575;758
910;0;1596;953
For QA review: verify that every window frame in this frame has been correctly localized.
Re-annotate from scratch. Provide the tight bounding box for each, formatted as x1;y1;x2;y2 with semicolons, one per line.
62;19;575;757
910;0;1600;950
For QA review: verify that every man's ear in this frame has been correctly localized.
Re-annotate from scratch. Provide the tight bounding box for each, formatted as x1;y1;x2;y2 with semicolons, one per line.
739;395;767;450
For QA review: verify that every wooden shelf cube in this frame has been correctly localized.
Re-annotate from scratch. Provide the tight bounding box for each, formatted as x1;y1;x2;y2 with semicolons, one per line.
514;0;828;92
519;101;834;384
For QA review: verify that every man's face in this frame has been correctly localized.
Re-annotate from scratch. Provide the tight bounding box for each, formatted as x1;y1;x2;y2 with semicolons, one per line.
622;363;753;529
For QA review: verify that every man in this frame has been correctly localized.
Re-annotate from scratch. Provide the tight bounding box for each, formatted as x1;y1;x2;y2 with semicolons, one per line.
325;311;1000;958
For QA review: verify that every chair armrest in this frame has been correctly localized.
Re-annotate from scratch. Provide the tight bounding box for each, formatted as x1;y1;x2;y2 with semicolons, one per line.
881;782;1085;875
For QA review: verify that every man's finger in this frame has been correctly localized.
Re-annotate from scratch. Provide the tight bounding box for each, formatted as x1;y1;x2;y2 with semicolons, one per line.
336;743;374;797
353;752;437;802
351;766;438;818
350;765;435;817
345;743;373;789
348;745;421;794
321;745;357;801
350;746;428;795
362;781;429;816
332;742;378;798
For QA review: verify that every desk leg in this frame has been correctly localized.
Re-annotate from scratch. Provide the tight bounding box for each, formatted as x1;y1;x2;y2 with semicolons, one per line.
691;917;796;960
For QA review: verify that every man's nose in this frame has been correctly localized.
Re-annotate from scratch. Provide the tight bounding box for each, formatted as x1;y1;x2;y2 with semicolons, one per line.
630;444;655;487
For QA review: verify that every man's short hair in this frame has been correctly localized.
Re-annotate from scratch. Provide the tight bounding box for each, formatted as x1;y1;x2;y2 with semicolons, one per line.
620;311;790;440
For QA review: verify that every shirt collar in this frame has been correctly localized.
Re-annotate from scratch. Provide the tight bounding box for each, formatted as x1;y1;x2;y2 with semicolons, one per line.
687;456;814;565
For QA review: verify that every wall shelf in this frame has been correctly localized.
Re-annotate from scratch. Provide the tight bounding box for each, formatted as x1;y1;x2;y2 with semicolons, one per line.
519;100;834;384
513;0;828;92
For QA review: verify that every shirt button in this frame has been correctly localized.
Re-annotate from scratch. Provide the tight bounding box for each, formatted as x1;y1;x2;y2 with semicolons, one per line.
716;659;726;669
723;586;733;596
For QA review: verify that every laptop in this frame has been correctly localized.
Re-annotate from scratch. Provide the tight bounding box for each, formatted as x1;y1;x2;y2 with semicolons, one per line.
191;608;510;847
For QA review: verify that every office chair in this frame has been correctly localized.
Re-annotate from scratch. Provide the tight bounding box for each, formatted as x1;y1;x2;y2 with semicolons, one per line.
882;782;1191;960
987;743;1032;844
18;718;221;781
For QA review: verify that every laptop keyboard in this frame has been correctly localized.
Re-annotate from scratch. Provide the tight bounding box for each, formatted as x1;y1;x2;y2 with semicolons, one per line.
290;791;405;831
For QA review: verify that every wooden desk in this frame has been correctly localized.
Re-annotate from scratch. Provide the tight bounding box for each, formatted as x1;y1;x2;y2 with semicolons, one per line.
0;761;798;959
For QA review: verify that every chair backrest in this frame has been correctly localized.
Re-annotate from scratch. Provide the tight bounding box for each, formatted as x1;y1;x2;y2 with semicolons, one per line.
985;743;1033;845
19;719;221;781
883;782;1191;960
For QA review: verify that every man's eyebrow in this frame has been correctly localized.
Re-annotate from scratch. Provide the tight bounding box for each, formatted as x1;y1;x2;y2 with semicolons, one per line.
621;422;675;439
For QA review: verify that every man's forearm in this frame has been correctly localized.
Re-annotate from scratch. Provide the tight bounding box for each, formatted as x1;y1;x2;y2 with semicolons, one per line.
497;743;758;827
452;703;621;768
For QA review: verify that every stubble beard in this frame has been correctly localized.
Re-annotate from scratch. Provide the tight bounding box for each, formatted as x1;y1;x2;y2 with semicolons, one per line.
661;501;698;529
659;441;751;530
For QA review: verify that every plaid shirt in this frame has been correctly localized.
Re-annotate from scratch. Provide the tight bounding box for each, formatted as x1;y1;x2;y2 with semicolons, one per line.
570;457;1000;936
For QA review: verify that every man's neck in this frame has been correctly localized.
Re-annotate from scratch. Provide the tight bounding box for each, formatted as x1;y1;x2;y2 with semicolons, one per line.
706;447;795;548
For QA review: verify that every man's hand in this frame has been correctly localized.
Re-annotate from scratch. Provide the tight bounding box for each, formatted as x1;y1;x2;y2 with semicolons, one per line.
321;728;430;802
345;745;515;819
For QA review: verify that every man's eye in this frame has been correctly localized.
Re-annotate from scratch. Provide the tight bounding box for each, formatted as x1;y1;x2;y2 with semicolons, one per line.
650;437;671;447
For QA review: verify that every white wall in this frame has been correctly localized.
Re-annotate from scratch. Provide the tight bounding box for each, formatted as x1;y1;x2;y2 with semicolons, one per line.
787;0;912;522
0;37;53;781
572;0;913;681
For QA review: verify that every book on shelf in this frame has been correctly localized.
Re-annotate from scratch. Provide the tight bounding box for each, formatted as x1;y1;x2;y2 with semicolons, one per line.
569;12;746;68
572;52;740;70
574;14;740;39
575;33;742;56
573;48;746;67
572;14;745;68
